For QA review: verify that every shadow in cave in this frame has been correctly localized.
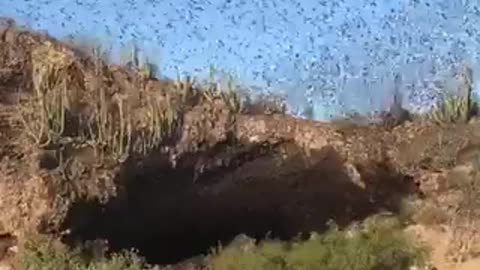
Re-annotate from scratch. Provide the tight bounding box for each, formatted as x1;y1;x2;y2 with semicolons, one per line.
61;142;420;266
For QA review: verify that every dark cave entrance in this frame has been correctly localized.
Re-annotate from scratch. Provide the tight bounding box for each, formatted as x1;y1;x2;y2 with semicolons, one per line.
61;144;420;266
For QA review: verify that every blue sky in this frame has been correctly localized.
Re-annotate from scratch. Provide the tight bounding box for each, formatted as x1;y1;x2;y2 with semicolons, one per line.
1;0;480;120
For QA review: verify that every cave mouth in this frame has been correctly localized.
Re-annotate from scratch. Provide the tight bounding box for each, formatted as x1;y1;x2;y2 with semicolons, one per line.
61;145;418;266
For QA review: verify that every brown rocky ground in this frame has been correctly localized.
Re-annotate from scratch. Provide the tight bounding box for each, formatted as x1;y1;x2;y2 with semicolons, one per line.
0;18;479;269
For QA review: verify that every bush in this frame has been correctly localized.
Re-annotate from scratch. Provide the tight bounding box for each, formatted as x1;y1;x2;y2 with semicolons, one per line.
209;215;428;270
15;236;148;270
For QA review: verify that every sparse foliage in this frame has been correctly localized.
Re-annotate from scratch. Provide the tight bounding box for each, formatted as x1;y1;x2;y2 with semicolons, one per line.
444;156;480;264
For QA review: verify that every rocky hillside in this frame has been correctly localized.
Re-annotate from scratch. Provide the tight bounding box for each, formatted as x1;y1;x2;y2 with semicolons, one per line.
0;18;479;270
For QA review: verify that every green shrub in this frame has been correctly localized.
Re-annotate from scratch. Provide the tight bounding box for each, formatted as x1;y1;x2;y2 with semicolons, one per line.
286;217;427;270
15;236;148;270
209;241;286;270
209;215;428;270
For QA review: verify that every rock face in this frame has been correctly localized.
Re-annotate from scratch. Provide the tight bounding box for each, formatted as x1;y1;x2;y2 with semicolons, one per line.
1;20;480;266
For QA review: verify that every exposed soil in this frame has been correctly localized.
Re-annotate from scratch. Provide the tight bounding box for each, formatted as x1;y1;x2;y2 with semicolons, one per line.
0;18;480;269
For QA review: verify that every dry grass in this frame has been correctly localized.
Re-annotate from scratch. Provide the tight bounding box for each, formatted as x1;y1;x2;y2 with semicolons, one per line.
443;161;480;264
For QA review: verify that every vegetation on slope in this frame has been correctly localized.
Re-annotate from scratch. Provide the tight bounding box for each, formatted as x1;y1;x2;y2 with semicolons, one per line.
17;37;288;167
15;215;427;270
